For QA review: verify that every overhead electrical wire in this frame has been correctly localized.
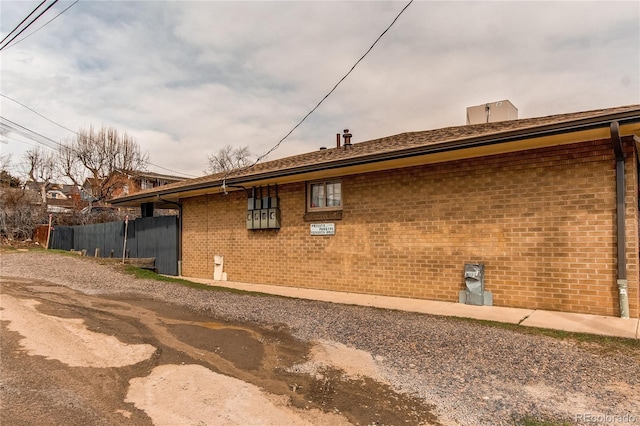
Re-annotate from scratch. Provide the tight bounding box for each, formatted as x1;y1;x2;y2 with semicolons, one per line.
1;0;80;51
0;120;63;151
2;0;413;182
0;0;47;46
0;116;63;150
0;0;60;51
233;0;414;177
0;133;42;149
2;93;81;135
0;94;198;178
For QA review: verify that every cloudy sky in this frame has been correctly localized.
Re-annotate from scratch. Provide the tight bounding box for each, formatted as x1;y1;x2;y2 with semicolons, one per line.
1;1;638;179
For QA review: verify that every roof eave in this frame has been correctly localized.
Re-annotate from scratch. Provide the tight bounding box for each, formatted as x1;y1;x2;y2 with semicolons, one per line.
111;109;640;207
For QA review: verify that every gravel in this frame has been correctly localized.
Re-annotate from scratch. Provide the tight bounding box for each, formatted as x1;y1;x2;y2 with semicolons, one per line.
2;251;639;425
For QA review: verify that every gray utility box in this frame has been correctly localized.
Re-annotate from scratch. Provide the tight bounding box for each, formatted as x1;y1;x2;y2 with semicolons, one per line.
260;209;269;229
246;196;255;229
260;196;270;229
246;195;281;230
267;196;280;229
246;211;254;229
459;263;493;306
268;208;281;228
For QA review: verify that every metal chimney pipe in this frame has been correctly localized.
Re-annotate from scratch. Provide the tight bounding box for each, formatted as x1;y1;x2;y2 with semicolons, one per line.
342;129;352;149
336;133;341;149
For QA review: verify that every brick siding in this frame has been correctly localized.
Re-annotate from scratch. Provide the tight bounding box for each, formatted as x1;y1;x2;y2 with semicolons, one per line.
181;138;638;317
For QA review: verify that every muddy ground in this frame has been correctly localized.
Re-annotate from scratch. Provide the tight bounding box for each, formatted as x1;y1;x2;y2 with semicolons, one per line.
1;277;439;425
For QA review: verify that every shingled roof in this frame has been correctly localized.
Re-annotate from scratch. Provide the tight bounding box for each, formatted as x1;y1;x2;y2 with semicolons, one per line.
111;104;640;206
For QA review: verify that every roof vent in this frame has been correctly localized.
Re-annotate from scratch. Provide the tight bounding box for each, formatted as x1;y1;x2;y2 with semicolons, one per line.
319;147;327;150
342;129;352;149
466;100;518;124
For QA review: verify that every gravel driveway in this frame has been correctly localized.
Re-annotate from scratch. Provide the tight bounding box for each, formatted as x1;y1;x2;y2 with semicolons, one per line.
2;250;639;425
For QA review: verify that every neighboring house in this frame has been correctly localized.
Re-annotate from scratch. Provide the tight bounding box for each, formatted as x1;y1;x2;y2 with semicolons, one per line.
120;171;186;195
80;178;99;202
23;180;42;194
83;171;185;201
46;190;67;200
48;183;85;213
23;181;86;213
111;104;640;319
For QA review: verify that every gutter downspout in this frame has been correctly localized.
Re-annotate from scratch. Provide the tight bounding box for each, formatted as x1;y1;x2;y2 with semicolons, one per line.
611;121;629;319
158;196;183;277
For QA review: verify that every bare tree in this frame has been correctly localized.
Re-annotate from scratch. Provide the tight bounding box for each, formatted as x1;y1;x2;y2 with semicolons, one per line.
0;153;21;187
0;184;43;241
0;152;42;241
206;145;253;174
58;125;149;201
57;143;83;186
22;147;56;204
0;152;11;172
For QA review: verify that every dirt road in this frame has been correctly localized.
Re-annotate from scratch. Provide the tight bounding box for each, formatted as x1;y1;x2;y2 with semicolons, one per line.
3;250;640;425
0;276;437;426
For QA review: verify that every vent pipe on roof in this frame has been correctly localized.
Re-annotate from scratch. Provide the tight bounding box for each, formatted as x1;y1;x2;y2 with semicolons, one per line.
342;129;352;149
336;133;341;149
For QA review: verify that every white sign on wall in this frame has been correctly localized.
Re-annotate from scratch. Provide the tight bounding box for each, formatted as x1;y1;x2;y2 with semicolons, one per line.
310;223;335;236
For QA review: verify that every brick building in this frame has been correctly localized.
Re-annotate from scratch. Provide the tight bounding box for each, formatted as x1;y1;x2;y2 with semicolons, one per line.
111;105;640;318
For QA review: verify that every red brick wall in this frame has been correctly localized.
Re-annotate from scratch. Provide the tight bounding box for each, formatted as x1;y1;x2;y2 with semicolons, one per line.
181;138;638;317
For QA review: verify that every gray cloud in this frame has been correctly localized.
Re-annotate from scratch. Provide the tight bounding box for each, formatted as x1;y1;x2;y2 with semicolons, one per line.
1;1;638;178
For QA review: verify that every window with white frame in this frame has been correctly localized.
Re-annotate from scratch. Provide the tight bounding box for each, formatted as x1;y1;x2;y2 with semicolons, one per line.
308;180;342;211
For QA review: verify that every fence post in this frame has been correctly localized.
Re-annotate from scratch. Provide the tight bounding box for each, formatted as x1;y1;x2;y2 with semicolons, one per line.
122;215;129;264
46;214;52;250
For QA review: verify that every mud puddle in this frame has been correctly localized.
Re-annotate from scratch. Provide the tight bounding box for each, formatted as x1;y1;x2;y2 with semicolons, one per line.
1;278;440;425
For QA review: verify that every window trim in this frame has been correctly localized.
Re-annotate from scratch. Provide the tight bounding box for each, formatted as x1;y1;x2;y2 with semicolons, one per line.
307;179;342;212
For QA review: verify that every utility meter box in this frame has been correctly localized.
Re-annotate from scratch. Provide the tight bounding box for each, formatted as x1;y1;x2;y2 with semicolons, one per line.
247;189;281;230
459;263;493;306
268;208;281;229
260;209;269;229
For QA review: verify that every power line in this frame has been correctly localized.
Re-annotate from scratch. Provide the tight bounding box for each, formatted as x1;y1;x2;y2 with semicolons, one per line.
1;0;80;51
0;95;198;178
0;116;63;150
0;0;60;51
0;0;47;45
0;134;41;149
2;1;413;181
2;93;79;135
235;0;414;176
